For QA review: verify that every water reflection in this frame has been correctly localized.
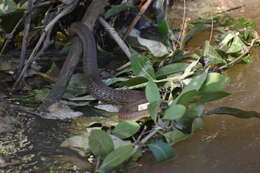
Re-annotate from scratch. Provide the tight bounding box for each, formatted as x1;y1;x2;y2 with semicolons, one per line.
133;0;260;172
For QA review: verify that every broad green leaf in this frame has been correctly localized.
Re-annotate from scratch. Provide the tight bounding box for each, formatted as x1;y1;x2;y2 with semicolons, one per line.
174;116;196;134
234;17;256;28
241;54;252;64
182;73;208;93
206;107;260;118
156;63;189;77
65;73;87;98
186;103;204;117
88;130;114;159
104;4;133;18
219;32;235;49
110;135;132;149
145;80;160;103
112;121;140;139
198;91;230;103
148;140;176;162
158;19;171;36
227;35;246;53
176;90;200;105
34;88;50;101
163;129;190;144
192;118;203;132
130;50;156;80
175;73;207;103
137;37;169;57
203;41;226;64
163;104;186;120
148;101;161;121
200;73;229;93
99;144;134;173
1;0;17;13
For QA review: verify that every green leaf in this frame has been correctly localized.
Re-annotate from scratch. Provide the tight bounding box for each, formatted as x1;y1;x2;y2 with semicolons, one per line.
137;37;169;57
203;41;226;64
148;101;161;121
130;50;156;80
175;116;196;134
192;118;203;132
104;4;133;19
175;73;207;103
206;107;260;118
163;104;186;120
182;73;208;93
88;130;114;159
99;144;134;173
1;0;17;13
156;63;189;77
200;73;230;93
112;121;140;139
227;35;246;53
145;80;160;103
158;19;171;36
186;103;205;117
65;73;88;98
241;54;252;64
148;141;176;162
176;90;200;105
34;88;50;101
198;91;230;103
163;129;190;144
219;32;235;49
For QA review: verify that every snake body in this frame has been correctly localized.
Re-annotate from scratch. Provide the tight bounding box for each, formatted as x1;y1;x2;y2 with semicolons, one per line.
70;23;148;120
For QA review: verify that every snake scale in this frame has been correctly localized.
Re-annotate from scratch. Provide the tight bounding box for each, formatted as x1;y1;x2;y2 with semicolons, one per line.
70;22;148;120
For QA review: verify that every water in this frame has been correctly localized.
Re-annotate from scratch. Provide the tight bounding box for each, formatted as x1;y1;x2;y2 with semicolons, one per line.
132;0;260;172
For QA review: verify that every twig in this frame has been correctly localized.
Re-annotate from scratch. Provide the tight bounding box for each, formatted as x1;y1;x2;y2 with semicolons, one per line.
37;0;108;112
99;17;131;58
140;126;162;144
12;0;79;90
0;0;54;56
209;14;214;43
17;0;33;76
0;15;25;55
116;62;130;71
179;18;189;49
217;4;246;14
177;0;187;45
123;0;153;40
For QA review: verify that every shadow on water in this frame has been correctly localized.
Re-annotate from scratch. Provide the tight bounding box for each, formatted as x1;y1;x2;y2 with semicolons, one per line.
132;0;260;172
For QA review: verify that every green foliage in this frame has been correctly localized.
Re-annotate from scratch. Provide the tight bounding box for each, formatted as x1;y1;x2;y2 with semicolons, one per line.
104;3;133;19
148;140;176;162
88;130;114;159
163;104;186;120
156;63;189;77
130;50;156;80
206;107;260;118
145;80;161;103
112;121;140;139
5;2;258;171
99;144;134;173
84;14;259;171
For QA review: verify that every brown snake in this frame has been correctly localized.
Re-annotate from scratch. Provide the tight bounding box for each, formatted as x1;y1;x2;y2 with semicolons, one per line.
70;22;148;120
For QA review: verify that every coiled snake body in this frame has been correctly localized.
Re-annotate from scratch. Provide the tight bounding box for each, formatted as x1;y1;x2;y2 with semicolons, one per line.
70;23;148;120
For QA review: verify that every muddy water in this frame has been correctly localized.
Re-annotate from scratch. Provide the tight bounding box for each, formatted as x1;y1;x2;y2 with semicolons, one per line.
133;1;260;173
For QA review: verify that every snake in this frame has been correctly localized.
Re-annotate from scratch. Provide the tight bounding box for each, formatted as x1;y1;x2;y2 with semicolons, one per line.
70;22;148;120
